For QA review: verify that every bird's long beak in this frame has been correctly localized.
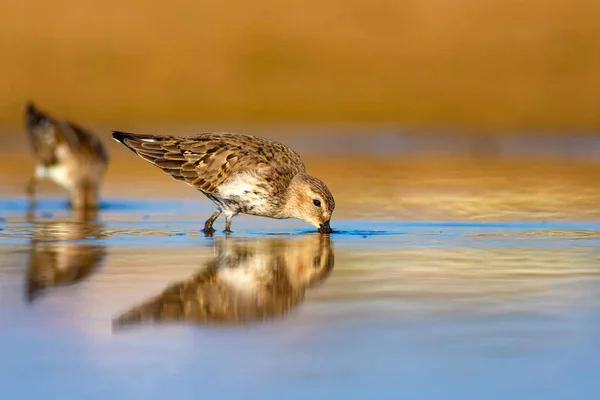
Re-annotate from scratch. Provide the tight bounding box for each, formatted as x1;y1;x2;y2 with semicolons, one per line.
318;220;332;234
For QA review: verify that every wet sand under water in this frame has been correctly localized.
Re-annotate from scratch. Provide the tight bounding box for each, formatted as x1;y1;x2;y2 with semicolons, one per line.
1;133;600;398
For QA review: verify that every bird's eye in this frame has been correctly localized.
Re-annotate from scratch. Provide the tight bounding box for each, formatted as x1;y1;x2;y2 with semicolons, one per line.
313;199;321;207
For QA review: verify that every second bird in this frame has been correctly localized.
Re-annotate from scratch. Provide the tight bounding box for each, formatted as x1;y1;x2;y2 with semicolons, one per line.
112;131;335;233
24;103;109;210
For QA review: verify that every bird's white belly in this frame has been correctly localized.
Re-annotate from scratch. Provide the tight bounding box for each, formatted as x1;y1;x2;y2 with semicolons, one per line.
216;172;271;215
36;164;72;189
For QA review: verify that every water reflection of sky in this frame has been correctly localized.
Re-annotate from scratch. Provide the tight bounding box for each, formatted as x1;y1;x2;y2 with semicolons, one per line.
1;291;599;399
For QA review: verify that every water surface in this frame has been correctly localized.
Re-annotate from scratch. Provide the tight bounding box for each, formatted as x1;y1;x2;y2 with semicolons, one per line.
1;133;600;398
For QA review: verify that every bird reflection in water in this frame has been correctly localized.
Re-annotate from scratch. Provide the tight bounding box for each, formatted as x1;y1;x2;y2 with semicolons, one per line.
113;234;334;329
25;209;107;302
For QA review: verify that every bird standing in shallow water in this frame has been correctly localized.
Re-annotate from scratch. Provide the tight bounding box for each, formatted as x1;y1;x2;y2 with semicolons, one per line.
24;103;109;210
112;131;335;234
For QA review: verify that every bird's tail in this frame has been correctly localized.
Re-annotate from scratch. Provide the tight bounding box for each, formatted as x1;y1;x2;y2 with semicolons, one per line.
111;131;170;157
24;101;52;131
23;102;60;160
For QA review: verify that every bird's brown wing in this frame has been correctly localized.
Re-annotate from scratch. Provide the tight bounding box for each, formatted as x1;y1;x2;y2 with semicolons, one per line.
67;121;109;164
112;131;306;193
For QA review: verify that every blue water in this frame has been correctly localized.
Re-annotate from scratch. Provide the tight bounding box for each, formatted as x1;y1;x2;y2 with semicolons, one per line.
1;196;600;399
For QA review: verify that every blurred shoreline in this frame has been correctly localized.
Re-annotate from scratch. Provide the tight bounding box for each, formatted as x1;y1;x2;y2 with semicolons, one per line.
3;125;600;160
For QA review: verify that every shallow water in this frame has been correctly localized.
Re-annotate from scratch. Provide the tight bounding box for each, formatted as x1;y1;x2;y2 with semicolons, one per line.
2;132;600;398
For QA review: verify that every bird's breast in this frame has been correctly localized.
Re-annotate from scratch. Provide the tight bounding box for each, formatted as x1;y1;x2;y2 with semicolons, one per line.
215;172;280;216
36;164;72;190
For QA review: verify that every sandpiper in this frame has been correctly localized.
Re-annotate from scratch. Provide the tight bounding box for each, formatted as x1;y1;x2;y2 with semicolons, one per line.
112;131;335;233
24;103;109;210
113;235;334;327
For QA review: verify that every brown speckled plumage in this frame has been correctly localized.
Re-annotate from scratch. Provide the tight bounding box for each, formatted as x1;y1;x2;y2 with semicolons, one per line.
113;235;334;329
24;102;109;210
112;130;335;233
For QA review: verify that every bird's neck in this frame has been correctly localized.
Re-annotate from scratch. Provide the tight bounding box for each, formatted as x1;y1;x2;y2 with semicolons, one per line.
277;174;305;219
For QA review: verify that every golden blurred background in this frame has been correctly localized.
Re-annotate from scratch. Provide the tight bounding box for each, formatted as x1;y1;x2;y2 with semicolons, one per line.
2;0;599;132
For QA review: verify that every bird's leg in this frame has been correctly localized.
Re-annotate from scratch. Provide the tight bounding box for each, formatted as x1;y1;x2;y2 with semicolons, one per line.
203;210;221;234
70;184;99;211
26;177;37;209
225;214;233;233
